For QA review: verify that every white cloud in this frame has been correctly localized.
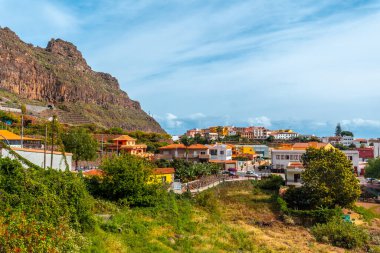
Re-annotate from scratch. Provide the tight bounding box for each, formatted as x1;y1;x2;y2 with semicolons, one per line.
164;113;183;128
341;119;380;128
247;116;272;127
188;113;206;120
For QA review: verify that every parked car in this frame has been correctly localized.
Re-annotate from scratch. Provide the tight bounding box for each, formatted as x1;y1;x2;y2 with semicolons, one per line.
246;171;260;177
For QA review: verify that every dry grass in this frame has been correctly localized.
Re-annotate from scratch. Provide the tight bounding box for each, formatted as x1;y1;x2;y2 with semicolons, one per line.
87;181;364;252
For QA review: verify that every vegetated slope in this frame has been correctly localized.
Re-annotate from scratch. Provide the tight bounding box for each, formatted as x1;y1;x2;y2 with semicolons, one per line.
85;181;347;252
0;26;164;133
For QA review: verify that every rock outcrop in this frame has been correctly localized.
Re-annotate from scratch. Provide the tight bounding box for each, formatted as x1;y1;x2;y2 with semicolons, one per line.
0;27;165;133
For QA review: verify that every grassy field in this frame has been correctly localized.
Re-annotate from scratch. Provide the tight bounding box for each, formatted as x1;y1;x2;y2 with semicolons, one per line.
84;181;370;253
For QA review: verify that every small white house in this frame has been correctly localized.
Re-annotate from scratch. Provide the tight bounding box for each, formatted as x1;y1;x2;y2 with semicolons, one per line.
1;148;72;171
206;143;232;161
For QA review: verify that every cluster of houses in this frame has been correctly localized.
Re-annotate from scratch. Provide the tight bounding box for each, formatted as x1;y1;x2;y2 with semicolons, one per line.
186;126;300;140
2;125;380;188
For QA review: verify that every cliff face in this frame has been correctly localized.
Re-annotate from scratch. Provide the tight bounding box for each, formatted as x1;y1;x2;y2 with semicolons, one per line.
0;27;165;133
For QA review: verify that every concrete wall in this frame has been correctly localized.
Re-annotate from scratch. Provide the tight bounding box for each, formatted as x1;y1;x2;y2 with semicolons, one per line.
1;149;72;171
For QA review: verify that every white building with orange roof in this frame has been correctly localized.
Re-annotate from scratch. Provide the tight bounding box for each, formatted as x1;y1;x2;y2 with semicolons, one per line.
156;143;210;162
106;135;152;158
206;143;232;161
285;161;305;186
271;142;359;173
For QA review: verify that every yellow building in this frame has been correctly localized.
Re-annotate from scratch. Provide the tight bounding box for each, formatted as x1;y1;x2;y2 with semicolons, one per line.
149;168;175;184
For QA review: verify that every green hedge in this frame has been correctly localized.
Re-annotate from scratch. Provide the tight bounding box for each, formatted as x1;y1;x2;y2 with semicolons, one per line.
277;196;341;224
312;218;369;249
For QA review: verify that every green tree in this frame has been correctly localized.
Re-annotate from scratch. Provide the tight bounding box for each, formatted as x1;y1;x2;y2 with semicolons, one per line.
20;104;27;114
365;158;380;179
180;135;194;161
301;148;360;208
87;155;161;206
61;128;98;169
335;123;342;136
341;131;354;137
216;126;223;141
266;135;274;142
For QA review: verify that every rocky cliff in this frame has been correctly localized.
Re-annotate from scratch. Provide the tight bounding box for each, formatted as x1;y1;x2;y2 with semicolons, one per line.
0;27;165;133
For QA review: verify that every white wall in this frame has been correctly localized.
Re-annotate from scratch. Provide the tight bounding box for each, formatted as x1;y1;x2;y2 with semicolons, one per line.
1;149;72;171
374;143;380;158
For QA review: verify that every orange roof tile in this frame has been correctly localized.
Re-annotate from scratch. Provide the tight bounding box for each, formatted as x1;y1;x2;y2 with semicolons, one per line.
112;135;136;141
158;144;186;149
159;144;208;150
153;168;175;174
0;130;41;141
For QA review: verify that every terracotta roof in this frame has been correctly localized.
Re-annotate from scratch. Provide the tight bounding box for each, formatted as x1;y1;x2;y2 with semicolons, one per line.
120;144;147;149
355;138;367;142
82;169;104;177
158;144;186;149
277;142;329;151
113;135;136;141
0;130;41;141
159;144;208;150
153;168;175;174
287;162;304;169
210;160;237;164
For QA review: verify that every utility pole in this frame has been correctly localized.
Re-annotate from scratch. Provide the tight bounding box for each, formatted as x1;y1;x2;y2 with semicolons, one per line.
50;115;56;169
21;114;24;148
101;134;104;158
44;124;47;169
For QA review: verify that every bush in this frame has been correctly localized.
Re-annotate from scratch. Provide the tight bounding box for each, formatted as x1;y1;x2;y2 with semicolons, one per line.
195;190;220;214
86;155;164;207
0;157;94;251
277;196;341;224
312;218;369;249
283;186;320;210
0;158;94;231
0;209;89;252
253;175;284;190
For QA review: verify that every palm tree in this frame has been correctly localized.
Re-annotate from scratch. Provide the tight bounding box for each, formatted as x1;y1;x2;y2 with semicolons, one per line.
180;135;194;161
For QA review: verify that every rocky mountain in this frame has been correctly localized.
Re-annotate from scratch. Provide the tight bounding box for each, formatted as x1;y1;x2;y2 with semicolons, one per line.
0;27;165;133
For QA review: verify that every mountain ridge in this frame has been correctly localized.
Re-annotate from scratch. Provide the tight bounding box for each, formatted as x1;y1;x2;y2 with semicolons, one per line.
0;26;165;133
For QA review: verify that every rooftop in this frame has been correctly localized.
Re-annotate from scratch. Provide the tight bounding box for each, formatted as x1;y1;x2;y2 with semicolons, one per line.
113;135;136;141
153;168;175;174
0;130;41;141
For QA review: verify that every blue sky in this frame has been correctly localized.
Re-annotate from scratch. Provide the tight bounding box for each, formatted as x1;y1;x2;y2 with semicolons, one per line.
1;0;380;137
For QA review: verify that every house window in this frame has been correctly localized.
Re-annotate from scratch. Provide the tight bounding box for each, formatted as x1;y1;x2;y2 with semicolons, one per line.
276;155;280;159
161;176;167;183
210;150;217;155
220;151;225;155
285;155;290;160
200;151;206;155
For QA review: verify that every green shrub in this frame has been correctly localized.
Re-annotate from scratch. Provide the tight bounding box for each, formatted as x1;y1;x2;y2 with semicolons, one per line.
312;218;369;249
195;190;220;215
253;175;284;190
86;155;164;207
0;158;95;231
0;209;89;252
277;196;341;224
283;186;320;210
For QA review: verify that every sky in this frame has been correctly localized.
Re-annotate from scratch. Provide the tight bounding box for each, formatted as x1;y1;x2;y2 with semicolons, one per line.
1;0;380;137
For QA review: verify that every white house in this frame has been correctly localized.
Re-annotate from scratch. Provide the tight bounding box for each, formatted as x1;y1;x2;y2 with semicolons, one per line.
271;142;359;172
341;135;354;146
372;141;380;158
1;148;72;171
206;143;232;161
272;131;299;140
